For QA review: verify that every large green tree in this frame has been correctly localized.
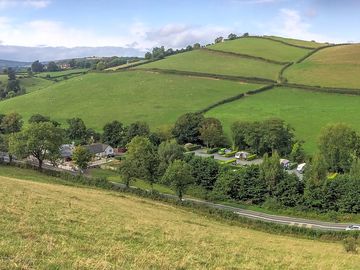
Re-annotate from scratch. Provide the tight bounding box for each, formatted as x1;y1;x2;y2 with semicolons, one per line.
162;159;194;200
9;122;64;169
158;139;184;176
66;118;88;144
260;151;284;195
319;123;359;173
199;117;225;148
72;146;92;172
172;113;204;144
125;121;150;144
102;120;126;147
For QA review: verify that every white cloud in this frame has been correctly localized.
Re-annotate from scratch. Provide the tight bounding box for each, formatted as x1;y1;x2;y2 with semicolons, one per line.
0;0;51;9
268;8;336;43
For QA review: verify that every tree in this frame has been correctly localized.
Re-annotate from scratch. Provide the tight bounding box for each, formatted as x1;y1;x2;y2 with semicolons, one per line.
290;141;306;163
28;114;51;124
27;67;33;77
7;67;16;80
145;52;152;60
162;160;194;200
69;59;76;68
303;154;328;209
47;61;59;72
125;121;150;144
66;118;88;144
123;136;159;188
72;146;92;172
199;117;224;148
152;46;166;59
158;139;184;176
243;32;249;37
228;33;238;40
215;36;223;43
188;156;220;192
260;151;284;195
172;113;205;144
193;43;201;49
274;174;304;207
96;61;106;70
319;123;359;173
102;120;126;147
9;122;64;169
31;60;44;72
1;112;23;134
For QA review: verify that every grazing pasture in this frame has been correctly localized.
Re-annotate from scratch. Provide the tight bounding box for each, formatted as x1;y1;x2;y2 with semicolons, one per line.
137;49;282;80
0;70;260;129
284;45;360;89
1;175;359;269
206;87;360;152
209;37;312;62
265;36;327;48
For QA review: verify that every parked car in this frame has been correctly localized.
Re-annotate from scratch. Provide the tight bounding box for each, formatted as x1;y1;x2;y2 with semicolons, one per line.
218;148;226;155
297;163;306;174
345;225;360;231
235;151;250;160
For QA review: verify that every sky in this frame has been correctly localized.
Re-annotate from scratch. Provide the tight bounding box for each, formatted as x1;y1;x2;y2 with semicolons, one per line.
0;0;359;61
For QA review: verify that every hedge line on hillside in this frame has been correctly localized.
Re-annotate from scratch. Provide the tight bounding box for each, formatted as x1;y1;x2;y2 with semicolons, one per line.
203;48;289;65
280;83;360;95
2;161;359;241
278;62;294;82
197;84;275;114
138;68;277;84
39;71;88;80
296;43;352;63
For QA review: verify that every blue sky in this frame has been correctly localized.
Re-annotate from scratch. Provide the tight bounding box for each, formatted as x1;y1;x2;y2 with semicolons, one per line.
0;0;359;54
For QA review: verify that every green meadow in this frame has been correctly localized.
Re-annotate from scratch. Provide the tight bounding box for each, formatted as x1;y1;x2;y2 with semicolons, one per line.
0;70;260;129
209;37;312;62
266;36;327;48
1;173;359;269
35;68;89;78
206;87;360;152
285;45;360;89
138;49;282;80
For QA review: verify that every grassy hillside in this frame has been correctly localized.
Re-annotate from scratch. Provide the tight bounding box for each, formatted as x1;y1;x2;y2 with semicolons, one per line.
285;45;360;88
209;37;312;62
0;75;53;93
0;70;261;129
206;87;360;152
266;36;327;48
35;68;89;78
1;175;359;269
137;49;282;80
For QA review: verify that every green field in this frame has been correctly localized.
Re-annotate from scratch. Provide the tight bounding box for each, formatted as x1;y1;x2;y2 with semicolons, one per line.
138;49;282;80
105;60;148;71
35;68;88;78
209;37;312;62
206;87;360;152
0;75;54;93
266;36;327;48
285;45;360;88
1;172;359;269
0;70;261;129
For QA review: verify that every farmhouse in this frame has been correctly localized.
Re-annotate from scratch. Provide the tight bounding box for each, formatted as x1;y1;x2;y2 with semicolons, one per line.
60;144;75;160
85;143;114;158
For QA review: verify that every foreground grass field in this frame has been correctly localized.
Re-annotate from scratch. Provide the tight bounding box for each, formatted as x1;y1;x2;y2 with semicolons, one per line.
206;87;360;152
209;37;311;62
0;70;261;129
138;49;282;80
285;44;360;88
1;175;359;269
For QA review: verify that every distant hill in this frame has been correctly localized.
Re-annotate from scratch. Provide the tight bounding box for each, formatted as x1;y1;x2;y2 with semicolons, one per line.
0;59;31;69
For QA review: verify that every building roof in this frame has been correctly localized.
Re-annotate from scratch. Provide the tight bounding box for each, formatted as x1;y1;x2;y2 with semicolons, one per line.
60;144;74;158
85;143;111;154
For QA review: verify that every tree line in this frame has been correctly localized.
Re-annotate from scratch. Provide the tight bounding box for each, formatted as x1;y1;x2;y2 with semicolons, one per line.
0;68;25;100
0;111;359;213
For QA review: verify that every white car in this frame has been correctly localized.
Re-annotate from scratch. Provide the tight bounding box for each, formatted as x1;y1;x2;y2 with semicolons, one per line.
345;225;360;231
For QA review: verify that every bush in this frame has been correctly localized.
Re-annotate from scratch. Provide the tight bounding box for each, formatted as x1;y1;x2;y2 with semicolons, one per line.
206;148;219;154
222;158;237;165
246;154;257;161
224;151;237;157
288;162;298;170
343;237;358;253
184;144;201;152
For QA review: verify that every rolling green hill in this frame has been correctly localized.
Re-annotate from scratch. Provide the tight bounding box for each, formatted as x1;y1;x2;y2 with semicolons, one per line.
138;49;282;80
209;37;312;62
265;36;327;48
284;44;360;89
206;87;360;152
1;173;359;269
0;70;261;129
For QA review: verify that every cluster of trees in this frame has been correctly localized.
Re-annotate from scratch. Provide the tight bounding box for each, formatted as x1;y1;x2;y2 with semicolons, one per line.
214;32;249;44
144;43;202;60
0;68;25;100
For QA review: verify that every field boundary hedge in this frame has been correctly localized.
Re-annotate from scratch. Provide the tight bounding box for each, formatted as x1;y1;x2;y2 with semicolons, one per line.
37;71;88;81
136;68;276;84
296;43;352;63
2;161;359;241
202;48;289;65
280;83;360;95
197;84;275;113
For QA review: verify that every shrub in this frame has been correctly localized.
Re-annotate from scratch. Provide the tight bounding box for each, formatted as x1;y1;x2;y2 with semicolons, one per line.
206;148;219;154
184;144;201;152
288;162;298;170
343;237;358;253
224;151;237;158
222;158;237;165
246;154;257;161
